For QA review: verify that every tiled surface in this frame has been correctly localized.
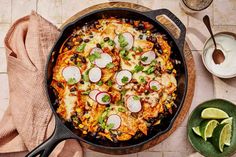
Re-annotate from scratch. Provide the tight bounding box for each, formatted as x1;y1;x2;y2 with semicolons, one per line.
0;0;235;157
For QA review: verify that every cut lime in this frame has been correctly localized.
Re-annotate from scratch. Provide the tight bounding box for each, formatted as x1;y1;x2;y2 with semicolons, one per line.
220;117;233;146
212;123;232;152
192;126;201;136
221;117;233;125
201;108;229;119
200;120;219;141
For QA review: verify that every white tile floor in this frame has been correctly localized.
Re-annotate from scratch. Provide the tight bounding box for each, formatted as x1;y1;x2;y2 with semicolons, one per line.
0;0;235;157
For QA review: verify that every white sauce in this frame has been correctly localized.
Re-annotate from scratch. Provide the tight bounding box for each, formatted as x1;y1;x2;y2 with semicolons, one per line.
204;34;236;77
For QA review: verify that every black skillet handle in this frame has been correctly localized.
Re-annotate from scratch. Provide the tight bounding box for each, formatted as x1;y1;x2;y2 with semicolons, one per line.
143;9;186;51
26;117;76;157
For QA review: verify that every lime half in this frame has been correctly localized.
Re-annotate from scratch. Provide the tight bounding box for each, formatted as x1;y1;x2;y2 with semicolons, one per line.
201;108;229;119
200;120;219;141
192;126;201;136
212;123;232;152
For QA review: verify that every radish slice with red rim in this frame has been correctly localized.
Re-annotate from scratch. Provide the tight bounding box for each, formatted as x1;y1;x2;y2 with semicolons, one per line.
126;95;142;113
62;66;81;83
89;89;100;101
149;80;161;91
115;70;132;86
140;51;156;65
107;114;121;130
114;32;134;50
90;47;103;55
88;67;101;83
96;92;111;105
94;53;112;68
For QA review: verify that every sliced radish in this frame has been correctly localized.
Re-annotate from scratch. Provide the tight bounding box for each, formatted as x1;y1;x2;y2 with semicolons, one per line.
114;32;134;50
140;51;156;65
90;47;103;55
126;96;142;113
115;70;132;86
96;92;111;105
94;53;112;68
89;89;100;101
88;67;101;82
149;80;161;91
62;66;81;83
107;114;121;130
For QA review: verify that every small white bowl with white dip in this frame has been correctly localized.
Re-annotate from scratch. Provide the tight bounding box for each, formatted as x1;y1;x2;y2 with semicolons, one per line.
202;32;236;78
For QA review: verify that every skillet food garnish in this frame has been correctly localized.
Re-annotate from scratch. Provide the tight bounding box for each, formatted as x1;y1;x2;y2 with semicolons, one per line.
51;17;179;142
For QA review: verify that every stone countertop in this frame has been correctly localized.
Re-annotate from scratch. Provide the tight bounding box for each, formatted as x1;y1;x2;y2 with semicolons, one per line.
0;0;235;157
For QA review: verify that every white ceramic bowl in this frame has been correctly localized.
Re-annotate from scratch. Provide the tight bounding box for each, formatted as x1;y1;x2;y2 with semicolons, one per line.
202;32;236;79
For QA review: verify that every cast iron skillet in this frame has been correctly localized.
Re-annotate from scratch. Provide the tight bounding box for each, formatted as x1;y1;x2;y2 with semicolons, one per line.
26;8;188;157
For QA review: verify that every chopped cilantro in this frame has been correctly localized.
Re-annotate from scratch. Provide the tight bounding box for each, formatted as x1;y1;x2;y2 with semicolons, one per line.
120;49;126;56
121;76;129;84
118;107;126;112
137;46;143;52
81;91;90;95
106;62;115;69
67;78;77;85
121;90;127;96
88;51;101;62
106;123;115;130
100;41;105;48
117;100;124;105
76;43;86;52
151;86;158;91
107;80;113;87
108;39;115;46
97;80;103;86
82;73;89;82
144;66;155;74
118;33;128;48
77;62;82;67
102;95;110;102
133;96;140;100
134;65;144;73
120;49;130;60
122;55;131;60
139;76;145;83
141;56;148;62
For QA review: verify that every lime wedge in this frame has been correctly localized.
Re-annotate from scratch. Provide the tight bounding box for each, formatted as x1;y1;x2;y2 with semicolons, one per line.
221;117;233;125
220;117;233;146
201;108;229;119
192;126;201;136
200;120;219;141
212;123;232;152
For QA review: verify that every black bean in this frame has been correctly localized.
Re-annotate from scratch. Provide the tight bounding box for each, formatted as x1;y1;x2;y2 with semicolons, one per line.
81;57;86;63
67;45;72;50
154;43;161;49
103;37;110;42
142;29;147;33
144;90;150;95
80;80;84;84
77;37;83;43
57;82;64;89
70;57;75;61
70;87;76;92
105;104;110;107
146;36;152;42
138;34;143;39
124;18;129;23
151;28;158;33
158;49;163;54
73;53;78;58
89;35;93;38
162;35;168;40
138;23;144;30
96;43;101;48
151;36;157;43
129;19;134;25
94;21;99;25
166;69;172;74
84;39;90;43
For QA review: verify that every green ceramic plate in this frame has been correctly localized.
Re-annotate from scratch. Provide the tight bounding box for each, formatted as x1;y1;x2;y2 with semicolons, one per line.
188;99;236;157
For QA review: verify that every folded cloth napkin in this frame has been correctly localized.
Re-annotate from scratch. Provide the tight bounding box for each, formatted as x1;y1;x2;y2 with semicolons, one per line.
0;11;82;157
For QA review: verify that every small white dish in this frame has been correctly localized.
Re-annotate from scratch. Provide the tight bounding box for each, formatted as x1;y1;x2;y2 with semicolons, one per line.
202;32;236;78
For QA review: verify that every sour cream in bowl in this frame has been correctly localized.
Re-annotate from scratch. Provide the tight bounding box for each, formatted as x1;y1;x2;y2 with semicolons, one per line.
202;32;236;78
